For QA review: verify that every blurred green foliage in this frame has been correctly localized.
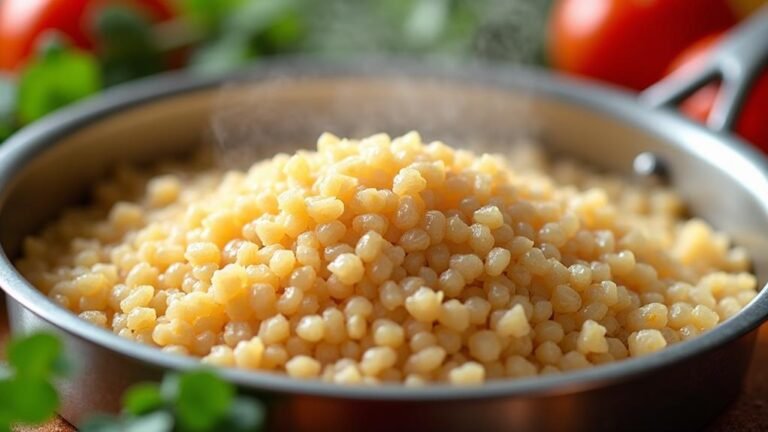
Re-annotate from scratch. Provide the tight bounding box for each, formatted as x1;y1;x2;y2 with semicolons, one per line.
95;6;164;86
3;0;553;137
185;0;554;73
17;33;101;124
80;370;264;432
0;333;66;432
0;332;266;432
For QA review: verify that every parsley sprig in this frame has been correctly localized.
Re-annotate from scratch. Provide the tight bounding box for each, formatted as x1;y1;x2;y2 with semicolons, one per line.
81;371;265;432
0;333;266;432
0;333;66;432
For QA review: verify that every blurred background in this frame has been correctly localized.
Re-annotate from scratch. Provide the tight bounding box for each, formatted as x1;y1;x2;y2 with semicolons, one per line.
0;0;766;149
1;1;768;431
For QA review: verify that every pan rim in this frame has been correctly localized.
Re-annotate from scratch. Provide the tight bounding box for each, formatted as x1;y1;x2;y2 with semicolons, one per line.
1;55;768;401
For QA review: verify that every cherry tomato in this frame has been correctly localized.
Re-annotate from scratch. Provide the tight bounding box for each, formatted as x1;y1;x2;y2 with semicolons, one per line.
669;32;768;152
547;0;739;90
0;0;175;72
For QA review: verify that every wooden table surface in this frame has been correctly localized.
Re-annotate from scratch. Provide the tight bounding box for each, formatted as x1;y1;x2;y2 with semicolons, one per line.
2;294;768;432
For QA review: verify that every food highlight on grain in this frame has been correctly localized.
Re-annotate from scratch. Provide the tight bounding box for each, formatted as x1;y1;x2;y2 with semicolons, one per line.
16;132;756;386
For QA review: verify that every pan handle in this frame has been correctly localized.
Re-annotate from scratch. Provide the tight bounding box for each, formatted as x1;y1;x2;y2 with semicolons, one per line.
640;5;768;132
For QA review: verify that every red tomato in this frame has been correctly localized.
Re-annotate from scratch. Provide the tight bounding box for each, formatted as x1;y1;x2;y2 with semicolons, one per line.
669;32;768;152
0;0;175;72
547;0;739;90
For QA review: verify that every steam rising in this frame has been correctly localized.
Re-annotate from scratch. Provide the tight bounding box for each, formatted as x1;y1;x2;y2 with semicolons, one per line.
299;0;553;61
209;0;553;168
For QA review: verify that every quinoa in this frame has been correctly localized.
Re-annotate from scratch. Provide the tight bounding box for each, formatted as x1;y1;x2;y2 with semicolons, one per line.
15;132;757;385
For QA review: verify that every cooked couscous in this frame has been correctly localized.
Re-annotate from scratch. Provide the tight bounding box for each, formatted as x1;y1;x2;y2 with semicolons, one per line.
16;132;757;385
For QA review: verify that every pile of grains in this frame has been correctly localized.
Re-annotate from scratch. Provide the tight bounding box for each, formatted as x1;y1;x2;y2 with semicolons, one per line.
16;132;757;386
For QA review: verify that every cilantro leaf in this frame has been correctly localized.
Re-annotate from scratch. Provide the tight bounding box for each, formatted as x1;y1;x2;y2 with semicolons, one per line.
0;376;59;424
175;370;234;432
123;382;165;416
7;332;64;379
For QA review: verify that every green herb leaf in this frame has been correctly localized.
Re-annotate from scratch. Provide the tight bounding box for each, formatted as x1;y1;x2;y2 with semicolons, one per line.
262;11;303;51
93;6;163;86
123;382;164;416
82;410;174;432
175;370;234;432
0;376;59;424
0;417;10;432
7;332;64;379
17;32;101;124
125;410;174;432
78;414;124;432
0;120;12;142
188;0;302;74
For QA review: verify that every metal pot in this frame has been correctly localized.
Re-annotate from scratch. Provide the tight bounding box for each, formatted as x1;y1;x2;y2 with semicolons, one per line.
2;9;768;432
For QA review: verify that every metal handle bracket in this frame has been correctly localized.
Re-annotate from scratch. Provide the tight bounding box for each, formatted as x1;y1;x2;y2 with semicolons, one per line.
640;6;768;132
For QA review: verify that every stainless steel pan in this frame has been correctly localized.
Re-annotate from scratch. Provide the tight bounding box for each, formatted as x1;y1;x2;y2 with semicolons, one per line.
2;9;768;432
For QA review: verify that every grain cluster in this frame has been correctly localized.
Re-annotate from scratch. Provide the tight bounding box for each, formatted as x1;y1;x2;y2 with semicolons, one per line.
17;132;756;385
